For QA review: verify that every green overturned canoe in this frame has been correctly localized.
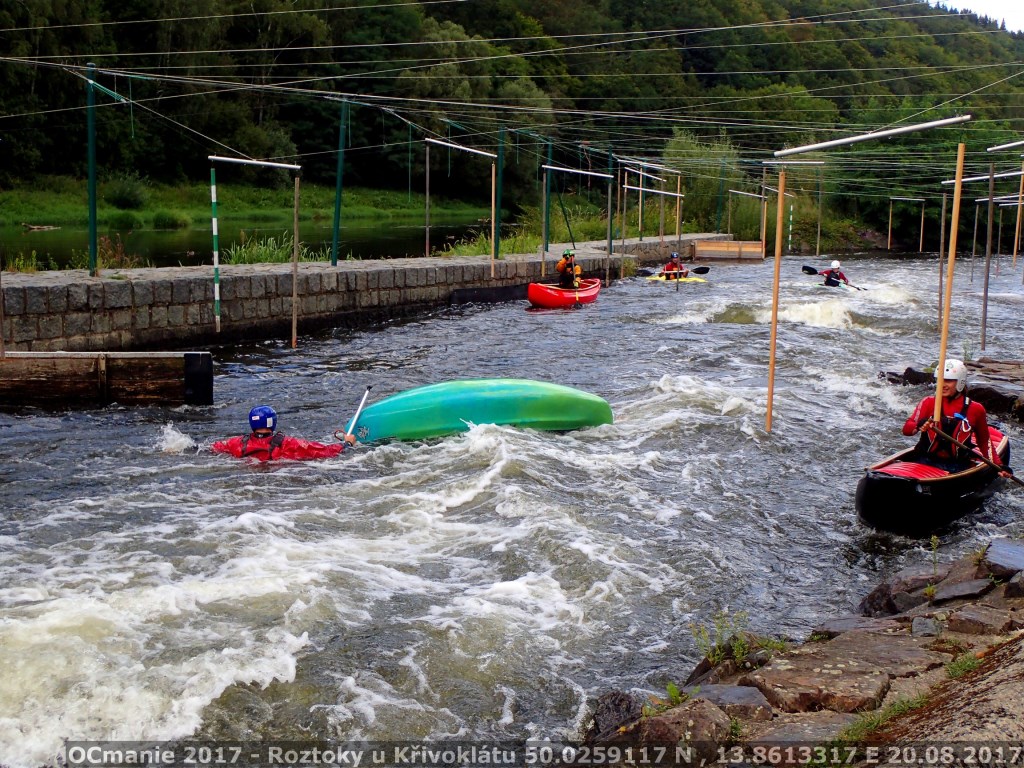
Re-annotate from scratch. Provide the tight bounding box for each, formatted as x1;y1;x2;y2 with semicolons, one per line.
352;378;613;442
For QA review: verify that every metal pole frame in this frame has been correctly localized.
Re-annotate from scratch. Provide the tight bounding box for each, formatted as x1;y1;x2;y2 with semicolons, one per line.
330;100;348;267
208;156;302;336
87;62;98;277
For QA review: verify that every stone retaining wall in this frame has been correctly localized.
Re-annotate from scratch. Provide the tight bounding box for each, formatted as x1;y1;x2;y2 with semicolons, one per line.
1;235;730;352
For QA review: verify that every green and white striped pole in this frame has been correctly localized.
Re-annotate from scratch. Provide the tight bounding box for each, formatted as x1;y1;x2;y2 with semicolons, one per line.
209;166;221;333
208;156;302;337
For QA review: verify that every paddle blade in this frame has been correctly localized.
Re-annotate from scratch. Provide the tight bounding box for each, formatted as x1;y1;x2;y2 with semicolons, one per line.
637;268;656;276
691;266;710;274
801;265;819;275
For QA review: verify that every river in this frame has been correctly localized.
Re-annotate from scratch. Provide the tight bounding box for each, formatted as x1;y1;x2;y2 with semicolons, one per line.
2;253;1023;767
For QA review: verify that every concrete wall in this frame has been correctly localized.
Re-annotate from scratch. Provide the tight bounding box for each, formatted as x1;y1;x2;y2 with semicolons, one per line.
0;234;730;352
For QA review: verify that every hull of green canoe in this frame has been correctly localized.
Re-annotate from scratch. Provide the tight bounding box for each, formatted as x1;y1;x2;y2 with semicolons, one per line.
353;379;613;442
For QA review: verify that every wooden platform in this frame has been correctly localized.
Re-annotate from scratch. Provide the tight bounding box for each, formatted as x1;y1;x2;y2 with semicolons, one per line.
693;240;765;261
0;351;213;408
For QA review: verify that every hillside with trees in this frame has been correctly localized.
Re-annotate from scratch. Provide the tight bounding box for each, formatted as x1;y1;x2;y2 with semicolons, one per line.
1;0;1023;247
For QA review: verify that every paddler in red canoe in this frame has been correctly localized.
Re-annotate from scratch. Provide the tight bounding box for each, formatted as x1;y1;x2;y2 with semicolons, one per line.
556;249;582;289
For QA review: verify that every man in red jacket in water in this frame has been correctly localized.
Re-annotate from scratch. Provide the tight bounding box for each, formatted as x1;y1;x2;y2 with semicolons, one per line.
212;405;356;461
902;359;1001;472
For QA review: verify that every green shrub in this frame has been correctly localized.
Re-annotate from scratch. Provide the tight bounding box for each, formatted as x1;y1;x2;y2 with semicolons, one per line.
152;210;190;229
104;172;148;210
107;212;142;231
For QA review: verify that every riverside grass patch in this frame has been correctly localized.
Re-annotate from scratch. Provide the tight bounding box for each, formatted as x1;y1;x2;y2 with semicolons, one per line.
0;176;487;230
222;231;333;264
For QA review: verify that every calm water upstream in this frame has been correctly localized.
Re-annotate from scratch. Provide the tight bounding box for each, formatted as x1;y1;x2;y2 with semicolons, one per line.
0;218;484;268
2;253;1024;766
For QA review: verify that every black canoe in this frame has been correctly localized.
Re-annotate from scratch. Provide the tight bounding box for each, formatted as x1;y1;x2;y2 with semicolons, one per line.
855;427;1010;537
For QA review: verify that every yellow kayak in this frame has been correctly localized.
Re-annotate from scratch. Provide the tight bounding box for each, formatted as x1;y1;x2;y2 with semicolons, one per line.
646;274;707;283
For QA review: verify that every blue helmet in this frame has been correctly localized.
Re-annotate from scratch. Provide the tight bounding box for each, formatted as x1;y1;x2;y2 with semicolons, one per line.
248;405;277;432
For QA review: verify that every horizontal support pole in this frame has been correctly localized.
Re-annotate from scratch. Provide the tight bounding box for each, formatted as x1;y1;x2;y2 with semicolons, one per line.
541;164;613;180
424;137;496;159
208;155;301;171
623;185;684;198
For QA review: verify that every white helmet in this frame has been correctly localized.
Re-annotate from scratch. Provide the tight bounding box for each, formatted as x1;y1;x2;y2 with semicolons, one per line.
935;358;968;392
830;260;841;269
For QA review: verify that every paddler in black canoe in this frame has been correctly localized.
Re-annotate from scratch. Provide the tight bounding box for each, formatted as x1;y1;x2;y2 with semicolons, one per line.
212;405;356;462
556;249;582;289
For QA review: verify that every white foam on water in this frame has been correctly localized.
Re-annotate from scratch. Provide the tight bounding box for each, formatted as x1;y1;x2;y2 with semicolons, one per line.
756;299;854;329
0;588;308;768
158;423;197;453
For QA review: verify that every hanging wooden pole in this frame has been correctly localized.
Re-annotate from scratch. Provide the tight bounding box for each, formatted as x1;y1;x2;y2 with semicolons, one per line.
675;175;682;243
760;167;768;259
934;143;966;423
887;200;894;250
1014;160;1024;268
765;169;786;433
659;178;665;243
618;164;626;249
638;171;645;242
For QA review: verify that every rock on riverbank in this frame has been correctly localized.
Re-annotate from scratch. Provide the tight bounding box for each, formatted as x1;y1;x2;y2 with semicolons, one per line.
882;359;1024;423
582;538;1024;754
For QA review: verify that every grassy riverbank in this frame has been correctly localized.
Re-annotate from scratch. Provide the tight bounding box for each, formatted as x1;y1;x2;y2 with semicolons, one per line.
0;175;488;231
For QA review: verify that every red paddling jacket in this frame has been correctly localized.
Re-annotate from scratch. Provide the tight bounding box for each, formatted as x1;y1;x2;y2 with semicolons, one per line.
212;432;346;462
902;394;999;464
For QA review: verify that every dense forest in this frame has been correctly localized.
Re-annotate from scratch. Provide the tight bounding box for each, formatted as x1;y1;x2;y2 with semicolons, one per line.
1;0;1023;244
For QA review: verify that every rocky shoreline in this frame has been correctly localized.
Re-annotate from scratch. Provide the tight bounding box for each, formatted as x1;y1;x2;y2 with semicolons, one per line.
582;538;1024;759
883;359;1024;424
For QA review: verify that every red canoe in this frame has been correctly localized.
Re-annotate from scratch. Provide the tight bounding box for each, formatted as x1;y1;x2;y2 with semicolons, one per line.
527;278;602;309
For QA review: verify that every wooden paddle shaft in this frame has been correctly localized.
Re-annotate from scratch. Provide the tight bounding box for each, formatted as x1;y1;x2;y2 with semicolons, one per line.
930;425;1023;488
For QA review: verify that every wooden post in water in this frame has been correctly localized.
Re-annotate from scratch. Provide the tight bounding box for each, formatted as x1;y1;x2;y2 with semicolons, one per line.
934;143;967;423
765;169;786;433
